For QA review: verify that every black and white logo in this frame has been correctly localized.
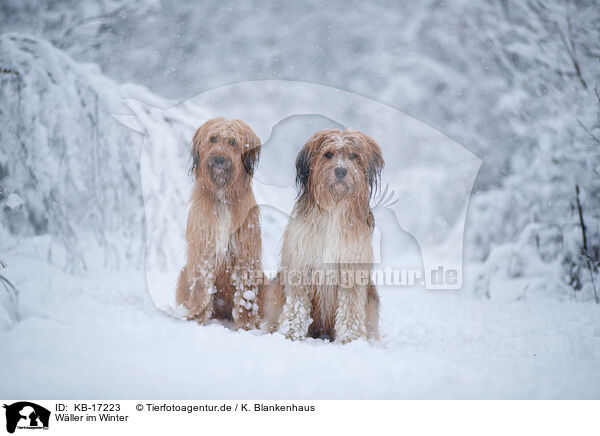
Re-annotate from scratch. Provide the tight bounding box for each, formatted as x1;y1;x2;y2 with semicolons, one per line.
3;402;50;433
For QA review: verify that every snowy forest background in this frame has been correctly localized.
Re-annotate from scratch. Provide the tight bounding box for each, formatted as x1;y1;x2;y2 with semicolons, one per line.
1;0;599;398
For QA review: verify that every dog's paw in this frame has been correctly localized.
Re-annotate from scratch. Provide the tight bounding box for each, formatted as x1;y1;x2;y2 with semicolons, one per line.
279;321;309;341
334;332;360;344
189;306;213;325
233;289;260;330
334;321;367;344
278;299;312;341
234;310;260;331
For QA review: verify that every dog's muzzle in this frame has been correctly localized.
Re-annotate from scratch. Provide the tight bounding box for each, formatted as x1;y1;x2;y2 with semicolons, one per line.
207;155;232;187
330;168;350;201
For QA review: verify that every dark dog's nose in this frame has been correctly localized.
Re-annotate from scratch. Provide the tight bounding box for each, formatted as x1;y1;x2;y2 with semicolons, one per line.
212;155;225;166
334;167;347;179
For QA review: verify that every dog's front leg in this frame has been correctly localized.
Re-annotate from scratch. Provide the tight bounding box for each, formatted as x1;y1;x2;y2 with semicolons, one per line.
230;204;263;331
334;284;368;343
175;263;215;323
232;266;261;330
191;273;215;325
278;284;312;340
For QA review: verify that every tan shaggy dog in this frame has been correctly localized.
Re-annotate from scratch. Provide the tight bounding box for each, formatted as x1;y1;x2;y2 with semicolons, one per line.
262;128;384;343
175;117;264;330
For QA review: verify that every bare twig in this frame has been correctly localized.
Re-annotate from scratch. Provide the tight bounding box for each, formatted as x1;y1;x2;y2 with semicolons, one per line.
0;274;16;293
62;5;128;39
0;260;16;298
575;186;588;252
577;120;600;145
583;249;600;266
575;185;599;303
559;14;588;89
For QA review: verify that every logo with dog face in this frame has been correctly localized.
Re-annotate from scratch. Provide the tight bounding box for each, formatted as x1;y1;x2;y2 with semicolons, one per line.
3;402;50;433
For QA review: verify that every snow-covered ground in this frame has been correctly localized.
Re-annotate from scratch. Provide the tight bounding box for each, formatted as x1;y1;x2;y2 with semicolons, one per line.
1;237;599;399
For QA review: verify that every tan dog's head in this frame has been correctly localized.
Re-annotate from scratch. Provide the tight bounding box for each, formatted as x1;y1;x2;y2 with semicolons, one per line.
190;117;261;195
296;128;384;209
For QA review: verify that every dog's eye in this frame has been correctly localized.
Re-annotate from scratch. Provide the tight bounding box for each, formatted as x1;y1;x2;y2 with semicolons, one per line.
348;153;357;160
229;138;236;146
209;136;217;143
324;152;334;159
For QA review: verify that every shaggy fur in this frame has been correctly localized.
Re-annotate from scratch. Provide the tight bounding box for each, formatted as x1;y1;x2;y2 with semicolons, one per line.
262;128;384;343
176;117;263;330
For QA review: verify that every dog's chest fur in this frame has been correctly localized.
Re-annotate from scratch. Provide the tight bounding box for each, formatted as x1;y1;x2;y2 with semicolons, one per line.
214;200;232;260
285;206;372;268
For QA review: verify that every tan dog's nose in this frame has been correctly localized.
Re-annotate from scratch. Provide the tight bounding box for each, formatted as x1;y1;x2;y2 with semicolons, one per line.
212;155;226;166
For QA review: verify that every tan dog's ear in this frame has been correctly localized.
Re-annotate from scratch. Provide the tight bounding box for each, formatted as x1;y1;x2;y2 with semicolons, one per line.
239;122;261;176
189;126;204;179
355;131;384;197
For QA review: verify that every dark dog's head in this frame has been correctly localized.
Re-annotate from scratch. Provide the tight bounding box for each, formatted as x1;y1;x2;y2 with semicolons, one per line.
296;128;384;209
190;117;261;195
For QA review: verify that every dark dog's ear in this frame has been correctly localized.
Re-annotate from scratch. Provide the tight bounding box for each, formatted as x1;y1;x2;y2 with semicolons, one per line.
296;129;335;193
295;146;312;193
241;126;261;176
355;131;384;197
189;126;203;179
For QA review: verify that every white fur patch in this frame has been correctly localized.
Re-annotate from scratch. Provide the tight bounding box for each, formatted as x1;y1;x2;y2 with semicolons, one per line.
285;205;372;267
215;200;231;260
